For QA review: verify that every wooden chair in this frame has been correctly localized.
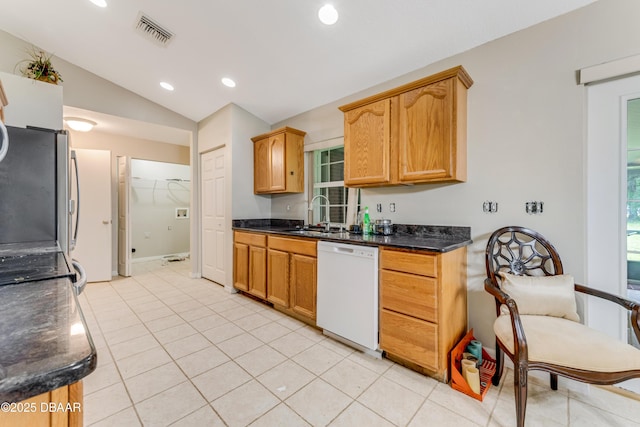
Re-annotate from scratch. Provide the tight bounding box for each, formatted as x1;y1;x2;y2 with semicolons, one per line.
484;226;640;427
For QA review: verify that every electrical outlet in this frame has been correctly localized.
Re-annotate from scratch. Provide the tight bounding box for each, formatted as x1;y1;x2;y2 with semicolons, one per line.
389;203;396;213
376;203;382;213
483;201;498;213
526;201;544;215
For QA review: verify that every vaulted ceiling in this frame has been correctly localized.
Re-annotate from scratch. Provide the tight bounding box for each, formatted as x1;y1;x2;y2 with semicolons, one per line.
0;0;596;126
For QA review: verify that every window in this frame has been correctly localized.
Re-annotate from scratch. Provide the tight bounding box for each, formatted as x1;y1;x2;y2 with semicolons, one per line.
311;145;350;225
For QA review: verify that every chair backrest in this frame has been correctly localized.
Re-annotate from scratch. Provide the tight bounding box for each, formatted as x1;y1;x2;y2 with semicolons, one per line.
485;226;564;285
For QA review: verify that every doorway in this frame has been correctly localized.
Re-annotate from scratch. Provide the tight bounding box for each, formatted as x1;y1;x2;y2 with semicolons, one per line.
119;158;192;276
587;72;640;393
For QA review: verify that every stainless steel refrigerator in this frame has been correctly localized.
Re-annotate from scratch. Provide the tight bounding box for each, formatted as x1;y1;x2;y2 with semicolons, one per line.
0;124;86;292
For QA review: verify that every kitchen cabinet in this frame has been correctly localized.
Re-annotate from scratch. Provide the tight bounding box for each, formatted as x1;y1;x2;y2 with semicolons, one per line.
0;381;83;427
233;231;267;299
379;246;467;382
267;236;317;323
339;66;473;187
251;127;306;194
343;98;391;186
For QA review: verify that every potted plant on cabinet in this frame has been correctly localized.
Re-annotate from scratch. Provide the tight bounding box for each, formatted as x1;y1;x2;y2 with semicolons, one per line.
17;47;63;85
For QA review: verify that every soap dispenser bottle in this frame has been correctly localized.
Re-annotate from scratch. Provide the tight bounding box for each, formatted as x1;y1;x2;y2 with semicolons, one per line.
362;206;371;236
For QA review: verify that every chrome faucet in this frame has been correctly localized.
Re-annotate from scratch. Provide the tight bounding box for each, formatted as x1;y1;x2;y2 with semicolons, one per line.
308;194;331;232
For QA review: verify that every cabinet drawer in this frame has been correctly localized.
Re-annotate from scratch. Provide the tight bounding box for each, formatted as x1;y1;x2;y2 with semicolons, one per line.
380;248;437;277
235;231;266;247
268;236;317;257
380;270;437;322
380;309;438;370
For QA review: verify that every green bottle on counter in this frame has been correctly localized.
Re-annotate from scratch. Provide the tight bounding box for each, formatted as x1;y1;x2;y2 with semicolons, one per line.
363;206;371;235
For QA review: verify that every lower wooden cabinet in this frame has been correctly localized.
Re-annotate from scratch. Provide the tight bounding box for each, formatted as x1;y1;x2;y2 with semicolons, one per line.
0;381;83;427
266;248;289;307
380;309;438;370
290;253;317;319
234;231;318;324
233;230;468;383
233;231;267;299
267;236;317;323
379;246;467;382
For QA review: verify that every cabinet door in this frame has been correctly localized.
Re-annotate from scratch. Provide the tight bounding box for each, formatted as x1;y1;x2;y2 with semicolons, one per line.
269;134;286;192
290;254;317;319
380;270;438;323
0;381;83;427
253;137;271;193
344;99;391;186
380;308;438;371
233;242;249;291
396;78;454;183
248;246;267;299
267;249;289;307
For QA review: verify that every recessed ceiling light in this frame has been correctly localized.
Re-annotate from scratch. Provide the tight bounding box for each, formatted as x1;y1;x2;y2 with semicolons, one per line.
221;77;236;88
160;81;174;91
89;0;107;8
65;117;97;132
318;4;338;25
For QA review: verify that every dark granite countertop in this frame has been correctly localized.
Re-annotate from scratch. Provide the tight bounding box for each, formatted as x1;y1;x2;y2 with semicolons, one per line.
232;219;471;253
0;277;97;403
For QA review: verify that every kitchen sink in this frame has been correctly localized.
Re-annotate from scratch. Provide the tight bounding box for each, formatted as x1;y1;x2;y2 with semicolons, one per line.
284;228;346;237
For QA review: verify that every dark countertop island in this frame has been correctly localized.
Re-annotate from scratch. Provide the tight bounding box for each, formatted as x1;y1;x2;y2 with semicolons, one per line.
233;219;472;253
0;277;97;403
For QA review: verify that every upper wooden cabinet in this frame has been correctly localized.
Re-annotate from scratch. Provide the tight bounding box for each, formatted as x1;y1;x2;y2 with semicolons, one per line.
343;98;391;186
251;127;306;194
339;66;473;187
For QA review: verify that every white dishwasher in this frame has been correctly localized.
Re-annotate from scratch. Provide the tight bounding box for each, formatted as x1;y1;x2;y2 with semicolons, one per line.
317;241;380;355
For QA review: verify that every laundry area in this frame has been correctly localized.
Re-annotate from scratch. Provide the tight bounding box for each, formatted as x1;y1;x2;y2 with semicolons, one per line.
130;159;190;271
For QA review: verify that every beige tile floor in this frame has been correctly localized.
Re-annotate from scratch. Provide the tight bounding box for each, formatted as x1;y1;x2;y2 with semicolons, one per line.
77;260;640;426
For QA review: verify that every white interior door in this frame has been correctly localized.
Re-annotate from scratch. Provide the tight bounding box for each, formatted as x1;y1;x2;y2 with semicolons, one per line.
201;147;226;285
71;148;112;282
118;156;131;277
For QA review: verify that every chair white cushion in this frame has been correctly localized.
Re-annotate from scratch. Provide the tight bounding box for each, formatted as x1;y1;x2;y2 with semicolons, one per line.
499;272;580;322
494;315;640;372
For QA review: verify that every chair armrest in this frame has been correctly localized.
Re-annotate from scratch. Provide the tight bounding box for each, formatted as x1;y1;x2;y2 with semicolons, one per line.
575;283;640;342
484;278;529;363
484;277;510;304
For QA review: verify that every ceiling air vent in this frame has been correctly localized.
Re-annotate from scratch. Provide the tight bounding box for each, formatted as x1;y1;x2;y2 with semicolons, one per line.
135;12;174;47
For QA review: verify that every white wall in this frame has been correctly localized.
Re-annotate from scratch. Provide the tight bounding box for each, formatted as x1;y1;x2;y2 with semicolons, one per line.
271;0;640;347
130;159;190;260
197;103;270;287
0;71;62;129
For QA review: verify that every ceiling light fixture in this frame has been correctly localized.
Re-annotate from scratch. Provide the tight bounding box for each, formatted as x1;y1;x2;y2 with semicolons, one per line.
160;81;174;91
65;117;97;132
221;77;236;88
318;4;338;25
89;0;107;8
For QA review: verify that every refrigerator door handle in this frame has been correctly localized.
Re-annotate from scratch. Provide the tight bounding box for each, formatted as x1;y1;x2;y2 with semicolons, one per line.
71;150;80;250
71;259;87;294
0;120;8;163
